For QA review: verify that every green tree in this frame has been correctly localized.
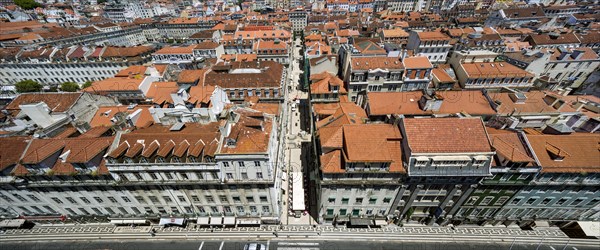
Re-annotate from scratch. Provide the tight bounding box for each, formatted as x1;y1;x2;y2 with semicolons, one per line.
14;0;42;10
15;79;42;93
60;82;80;92
82;81;93;89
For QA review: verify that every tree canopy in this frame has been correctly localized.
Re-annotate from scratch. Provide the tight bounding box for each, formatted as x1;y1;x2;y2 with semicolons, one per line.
14;0;42;10
60;82;80;92
82;81;93;89
15;80;42;93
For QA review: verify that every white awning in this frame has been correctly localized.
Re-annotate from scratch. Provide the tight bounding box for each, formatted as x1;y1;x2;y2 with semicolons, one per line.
196;217;210;225
374;219;388;226
223;216;236;225
236;218;261;225
159;218;185;226
577;221;600;238
0;219;25;228
291;172;306;211
432;155;472;161
109;219;148;225
209;217;222;225
521;115;552;120
473;155;489;161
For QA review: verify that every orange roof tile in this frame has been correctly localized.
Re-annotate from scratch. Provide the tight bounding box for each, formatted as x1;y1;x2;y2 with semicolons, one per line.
526;134;599;173
403;56;432;69
402;118;493;154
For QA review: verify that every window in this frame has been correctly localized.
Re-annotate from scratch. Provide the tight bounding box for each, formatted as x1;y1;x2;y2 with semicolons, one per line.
238;161;245;167
122;196;131;203
369;198;377;204
241;172;248;180
80;197;91;204
541;198;553;205
13;194;27;202
570;198;584;206
233;196;241;203
44;206;57;214
94;197;104;203
163;196;172;202
328;197;336;203
383;198;391;204
165;173;173;179
51;197;63;204
223;162;230;168
262;206;270;213
178;196;186;202
171;207;179;214
480;196;494;205
494;196;509;206
131;207;141;214
226;173;234;179
254;161;261;167
78;208;91;215
466;196;479;205
181;173;188;180
237;206;244;213
224;206;232;213
211;172;219;179
149;196;159;204
134;173;143;180
526;198;536;205
206;196;214;203
196;172;204;179
342;198;349;204
27;195;41;202
256;172;263;179
220;195;228;202
149;172;158;180
191;195;200;202
260;196;268;202
0;195;14;202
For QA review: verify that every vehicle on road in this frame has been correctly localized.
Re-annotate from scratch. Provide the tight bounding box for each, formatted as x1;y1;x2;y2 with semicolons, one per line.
243;242;266;250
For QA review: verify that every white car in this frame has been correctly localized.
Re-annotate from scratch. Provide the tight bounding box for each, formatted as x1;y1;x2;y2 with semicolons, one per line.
243;243;267;250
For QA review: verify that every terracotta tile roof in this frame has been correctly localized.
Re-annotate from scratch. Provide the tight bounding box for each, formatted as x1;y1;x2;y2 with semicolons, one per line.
526;134;599;173
402;118;493;154
382;29;409;38
220;54;257;62
141;140;160;157
342;124;404;170
109;123;221;160
461;62;534;78
21;137;112;168
403;56;432;69
432;68;455;83
527;33;581;46
0;136;30;172
312;103;340;117
489;91;558;115
83;77;143;93
310;74;347;94
188;85;215;106
316;101;367;129
177;69;207;84
353;40;386;55
253;40;288;51
220;112;273;154
53;126;80;139
79;126;112;138
173;140;190;157
145;81;179;105
320;150;344;173
249;103;280;116
205;61;283;88
154;45;195;55
6;93;82;113
102;45;154;58
89;105;154;128
488;131;534;163
115;65;148;78
351;56;403;71
416;31;451;41
194;41;220;50
366;90;496;116
549;47;598;62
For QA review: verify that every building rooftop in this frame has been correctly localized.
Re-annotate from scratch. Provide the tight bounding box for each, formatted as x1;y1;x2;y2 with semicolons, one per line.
461;62;534;78
402;117;493;154
526;133;600;173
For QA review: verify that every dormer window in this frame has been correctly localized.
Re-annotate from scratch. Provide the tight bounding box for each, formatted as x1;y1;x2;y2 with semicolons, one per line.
189;156;197;163
124;157;133;163
172;157;181;163
140;157;148;163
546;143;569;161
156;157;165;163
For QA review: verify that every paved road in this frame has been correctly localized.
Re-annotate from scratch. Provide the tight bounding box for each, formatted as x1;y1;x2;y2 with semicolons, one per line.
1;239;597;250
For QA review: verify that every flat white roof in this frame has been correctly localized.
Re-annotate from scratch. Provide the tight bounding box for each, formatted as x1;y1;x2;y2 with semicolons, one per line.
577;221;600;238
291;172;306;211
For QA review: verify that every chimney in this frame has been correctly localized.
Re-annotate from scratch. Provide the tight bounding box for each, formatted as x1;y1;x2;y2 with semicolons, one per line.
418;90;444;112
